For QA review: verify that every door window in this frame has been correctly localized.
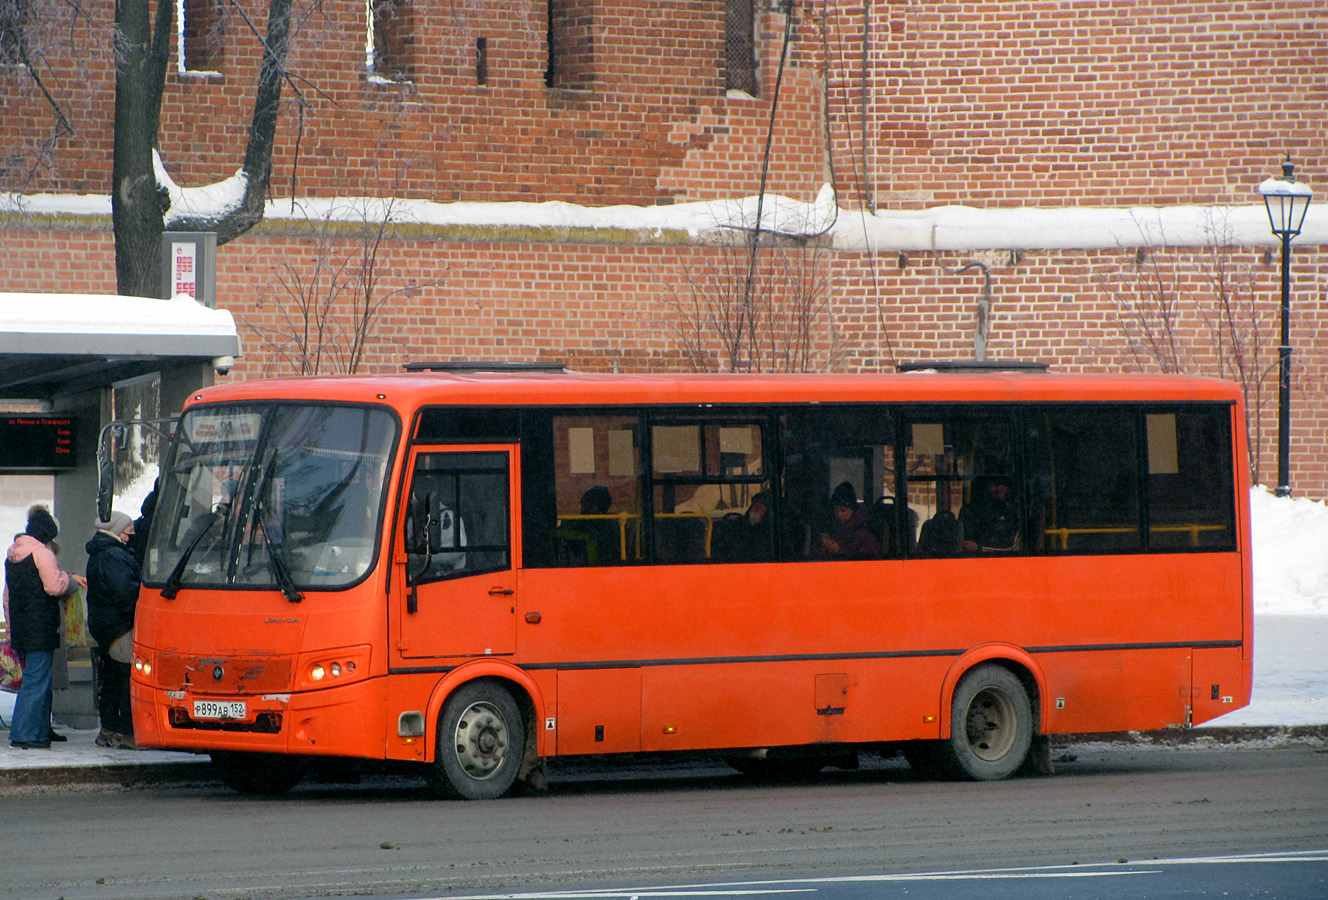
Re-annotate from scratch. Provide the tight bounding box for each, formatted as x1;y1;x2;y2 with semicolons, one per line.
406;451;511;582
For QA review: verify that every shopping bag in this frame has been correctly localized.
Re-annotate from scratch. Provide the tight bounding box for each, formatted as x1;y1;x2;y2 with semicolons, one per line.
0;639;22;693
63;588;90;647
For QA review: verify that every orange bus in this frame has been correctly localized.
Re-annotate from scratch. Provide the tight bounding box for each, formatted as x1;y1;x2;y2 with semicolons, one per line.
125;368;1252;797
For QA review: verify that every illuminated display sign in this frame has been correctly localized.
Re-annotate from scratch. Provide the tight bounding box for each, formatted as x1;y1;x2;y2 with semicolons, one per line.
0;416;77;470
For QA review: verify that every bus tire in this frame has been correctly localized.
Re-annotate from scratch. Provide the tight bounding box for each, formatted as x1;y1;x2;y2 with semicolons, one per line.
211;750;306;795
938;664;1033;781
427;680;526;800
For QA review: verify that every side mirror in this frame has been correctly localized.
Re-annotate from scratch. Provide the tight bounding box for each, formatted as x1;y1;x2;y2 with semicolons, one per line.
96;424;117;522
405;492;434;606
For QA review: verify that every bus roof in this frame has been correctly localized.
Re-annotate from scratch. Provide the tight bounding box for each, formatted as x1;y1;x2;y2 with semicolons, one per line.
186;370;1243;409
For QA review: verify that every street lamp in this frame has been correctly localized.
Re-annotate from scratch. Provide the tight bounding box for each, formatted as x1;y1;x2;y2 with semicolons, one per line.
1259;157;1313;498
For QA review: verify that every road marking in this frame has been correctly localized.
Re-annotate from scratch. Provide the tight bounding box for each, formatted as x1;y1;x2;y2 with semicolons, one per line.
418;850;1328;900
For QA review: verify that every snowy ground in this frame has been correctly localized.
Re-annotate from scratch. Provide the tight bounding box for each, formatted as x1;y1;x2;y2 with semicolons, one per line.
3;486;1326;727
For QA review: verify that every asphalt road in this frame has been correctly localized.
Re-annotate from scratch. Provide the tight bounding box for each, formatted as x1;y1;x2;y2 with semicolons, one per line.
4;742;1325;900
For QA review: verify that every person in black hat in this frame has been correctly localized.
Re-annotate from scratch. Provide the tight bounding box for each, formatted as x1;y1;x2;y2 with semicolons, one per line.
4;505;87;749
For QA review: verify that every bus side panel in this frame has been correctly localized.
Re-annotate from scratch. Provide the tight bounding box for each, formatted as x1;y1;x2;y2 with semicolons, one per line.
637;657;952;753
1035;649;1192;733
1190;646;1253;726
516;549;1246;753
556;669;642;754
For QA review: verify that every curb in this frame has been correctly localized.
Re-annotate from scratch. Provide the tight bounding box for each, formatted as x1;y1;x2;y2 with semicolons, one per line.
1052;724;1328;747
2;726;1323;791
0;760;214;791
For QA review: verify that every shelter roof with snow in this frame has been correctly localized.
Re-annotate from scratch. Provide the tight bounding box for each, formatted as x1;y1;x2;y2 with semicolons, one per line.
0;293;241;401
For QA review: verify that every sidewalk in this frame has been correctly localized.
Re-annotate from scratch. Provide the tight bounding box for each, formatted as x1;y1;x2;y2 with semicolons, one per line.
1;615;1324;791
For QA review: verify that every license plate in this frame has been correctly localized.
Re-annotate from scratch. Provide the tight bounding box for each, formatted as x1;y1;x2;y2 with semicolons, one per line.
193;699;246;720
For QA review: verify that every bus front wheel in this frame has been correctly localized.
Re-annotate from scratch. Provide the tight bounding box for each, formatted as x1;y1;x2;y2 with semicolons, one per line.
939;664;1033;781
427;681;526;800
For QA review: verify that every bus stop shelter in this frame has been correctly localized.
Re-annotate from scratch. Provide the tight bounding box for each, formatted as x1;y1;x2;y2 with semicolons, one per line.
0;290;241;528
0;292;240;728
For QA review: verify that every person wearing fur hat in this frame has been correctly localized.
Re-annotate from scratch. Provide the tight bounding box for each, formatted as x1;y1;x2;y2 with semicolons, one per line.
85;511;141;749
4;505;88;749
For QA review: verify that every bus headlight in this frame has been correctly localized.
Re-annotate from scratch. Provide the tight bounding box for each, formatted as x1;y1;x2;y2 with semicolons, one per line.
133;655;153;677
298;646;370;690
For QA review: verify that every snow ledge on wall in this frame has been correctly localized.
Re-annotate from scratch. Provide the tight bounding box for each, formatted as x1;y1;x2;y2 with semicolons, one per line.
3;184;1323;253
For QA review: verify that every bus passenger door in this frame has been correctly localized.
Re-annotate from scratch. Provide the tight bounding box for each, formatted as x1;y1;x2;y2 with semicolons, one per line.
396;446;518;659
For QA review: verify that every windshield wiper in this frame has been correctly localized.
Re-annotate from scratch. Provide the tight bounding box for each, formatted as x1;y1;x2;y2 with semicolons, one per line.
161;502;228;600
251;453;305;603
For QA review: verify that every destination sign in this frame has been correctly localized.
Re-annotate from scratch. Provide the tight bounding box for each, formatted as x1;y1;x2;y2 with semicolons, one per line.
0;416;77;470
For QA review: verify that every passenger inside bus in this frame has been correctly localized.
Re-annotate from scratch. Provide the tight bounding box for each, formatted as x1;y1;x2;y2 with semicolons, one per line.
711;490;774;562
817;482;880;560
959;475;1021;552
578;485;621;564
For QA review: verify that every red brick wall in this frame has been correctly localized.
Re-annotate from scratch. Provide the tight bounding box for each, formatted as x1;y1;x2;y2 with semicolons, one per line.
822;0;1327;209
2;0;827;204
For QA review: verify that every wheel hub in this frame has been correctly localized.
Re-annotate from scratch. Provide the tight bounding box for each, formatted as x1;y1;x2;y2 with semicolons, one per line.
453;701;509;780
964;687;1017;761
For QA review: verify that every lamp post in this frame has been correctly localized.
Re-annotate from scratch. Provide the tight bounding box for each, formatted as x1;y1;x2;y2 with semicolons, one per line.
1259;157;1313;498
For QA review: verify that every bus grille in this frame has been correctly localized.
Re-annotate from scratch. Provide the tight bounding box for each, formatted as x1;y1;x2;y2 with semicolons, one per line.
155;652;292;693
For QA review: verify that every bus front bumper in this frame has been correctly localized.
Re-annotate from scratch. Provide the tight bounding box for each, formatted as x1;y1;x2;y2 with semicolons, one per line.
132;677;387;759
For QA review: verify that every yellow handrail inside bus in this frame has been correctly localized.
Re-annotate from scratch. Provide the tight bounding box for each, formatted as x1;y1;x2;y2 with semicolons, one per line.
1044;523;1227;549
557;511;716;560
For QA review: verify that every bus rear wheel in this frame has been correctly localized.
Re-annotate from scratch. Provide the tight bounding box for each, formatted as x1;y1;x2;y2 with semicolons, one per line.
427;681;526;800
211;750;306;795
938;664;1033;781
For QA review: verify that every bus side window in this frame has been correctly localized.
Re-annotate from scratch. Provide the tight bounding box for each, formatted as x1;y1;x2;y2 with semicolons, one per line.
549;414;642;566
1025;408;1141;554
1146;408;1235;550
906;416;1019;557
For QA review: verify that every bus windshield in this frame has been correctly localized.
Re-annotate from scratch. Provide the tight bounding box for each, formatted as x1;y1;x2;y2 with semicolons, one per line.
143;404;398;592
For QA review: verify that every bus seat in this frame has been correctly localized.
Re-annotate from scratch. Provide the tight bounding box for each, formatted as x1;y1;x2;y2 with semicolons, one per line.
710;512;746;561
868;499;894;555
654;515;709;563
551;527;596;566
916;509;961;557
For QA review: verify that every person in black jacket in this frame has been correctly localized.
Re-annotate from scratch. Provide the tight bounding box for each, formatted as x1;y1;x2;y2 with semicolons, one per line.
85;511;140;749
4;505;86;749
126;478;158;568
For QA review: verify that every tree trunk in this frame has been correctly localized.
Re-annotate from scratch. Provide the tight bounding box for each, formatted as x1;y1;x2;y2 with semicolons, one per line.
112;0;173;298
113;0;295;293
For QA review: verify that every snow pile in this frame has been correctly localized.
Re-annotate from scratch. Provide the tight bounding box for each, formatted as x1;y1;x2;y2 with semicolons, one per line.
1250;486;1328;615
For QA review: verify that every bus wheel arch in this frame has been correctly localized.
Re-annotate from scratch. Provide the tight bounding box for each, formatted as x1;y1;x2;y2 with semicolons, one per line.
938;646;1045;742
425;677;528;799
937;656;1040;781
424;666;544;799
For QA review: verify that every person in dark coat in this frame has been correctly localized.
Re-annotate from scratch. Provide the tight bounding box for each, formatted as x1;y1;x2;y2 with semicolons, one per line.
126;478;158;567
817;482;881;560
85;511;141;748
3;505;87;749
